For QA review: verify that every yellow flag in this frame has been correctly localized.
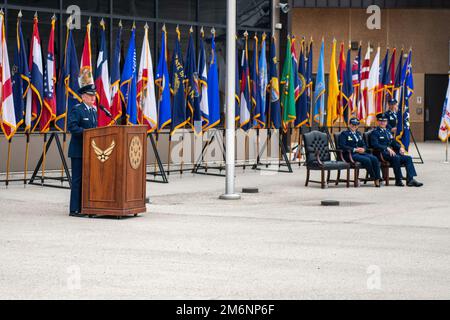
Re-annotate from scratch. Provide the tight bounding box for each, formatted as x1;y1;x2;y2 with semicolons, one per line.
326;40;339;127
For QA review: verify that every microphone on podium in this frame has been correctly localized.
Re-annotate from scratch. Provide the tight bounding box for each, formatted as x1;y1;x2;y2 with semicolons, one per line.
99;105;119;125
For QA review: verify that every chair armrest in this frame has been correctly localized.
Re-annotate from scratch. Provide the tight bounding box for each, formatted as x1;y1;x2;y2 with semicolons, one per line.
315;150;324;166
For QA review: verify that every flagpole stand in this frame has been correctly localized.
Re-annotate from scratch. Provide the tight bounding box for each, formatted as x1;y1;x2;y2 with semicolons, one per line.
444;135;449;164
252;129;293;173
146;132;169;183
29;132;72;189
410;128;424;164
192;129;227;177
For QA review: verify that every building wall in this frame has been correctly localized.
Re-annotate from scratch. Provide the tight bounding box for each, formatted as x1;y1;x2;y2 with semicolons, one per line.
291;8;450;141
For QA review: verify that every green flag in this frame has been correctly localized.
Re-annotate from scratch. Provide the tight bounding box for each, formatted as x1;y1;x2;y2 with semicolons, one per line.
281;36;296;132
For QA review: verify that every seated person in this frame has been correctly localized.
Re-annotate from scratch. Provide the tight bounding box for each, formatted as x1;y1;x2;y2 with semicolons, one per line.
386;98;399;135
338;118;382;187
370;113;423;187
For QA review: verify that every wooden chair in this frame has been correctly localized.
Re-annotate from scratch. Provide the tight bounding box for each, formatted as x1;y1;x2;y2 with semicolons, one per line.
333;132;361;187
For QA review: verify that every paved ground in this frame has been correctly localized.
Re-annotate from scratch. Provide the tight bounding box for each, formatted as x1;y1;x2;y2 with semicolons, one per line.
0;142;449;299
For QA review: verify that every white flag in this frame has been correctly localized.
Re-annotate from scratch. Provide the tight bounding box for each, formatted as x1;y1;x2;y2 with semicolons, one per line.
366;47;380;126
438;75;450;142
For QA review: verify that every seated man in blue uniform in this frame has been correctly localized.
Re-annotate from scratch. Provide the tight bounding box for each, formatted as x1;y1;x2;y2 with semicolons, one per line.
68;84;98;217
338;117;382;187
370;113;423;187
385;98;399;135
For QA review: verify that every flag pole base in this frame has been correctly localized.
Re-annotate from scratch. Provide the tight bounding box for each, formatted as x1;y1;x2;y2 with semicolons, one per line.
219;193;241;200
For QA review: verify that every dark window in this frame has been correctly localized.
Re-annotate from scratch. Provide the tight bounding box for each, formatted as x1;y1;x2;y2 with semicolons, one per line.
237;0;270;29
63;0;110;13
9;0;59;9
159;0;196;21
113;0;155;18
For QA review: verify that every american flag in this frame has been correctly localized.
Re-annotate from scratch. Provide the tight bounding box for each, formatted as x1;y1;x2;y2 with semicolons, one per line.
351;45;361;115
358;45;371;124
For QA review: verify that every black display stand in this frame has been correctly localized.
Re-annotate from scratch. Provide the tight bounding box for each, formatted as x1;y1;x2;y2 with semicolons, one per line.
252;129;293;173
146;132;169;183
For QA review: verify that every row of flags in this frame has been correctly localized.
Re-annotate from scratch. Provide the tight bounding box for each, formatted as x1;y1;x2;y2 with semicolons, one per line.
0;13;224;139
0;12;415;150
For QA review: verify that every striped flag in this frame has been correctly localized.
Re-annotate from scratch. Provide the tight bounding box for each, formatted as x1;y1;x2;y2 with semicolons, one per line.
351;44;361;116
359;44;370;124
137;23;157;132
26;14;44;133
110;21;122;124
95;19;112;127
41;15;57;132
367;46;380;126
0;11;16;139
240;32;252;131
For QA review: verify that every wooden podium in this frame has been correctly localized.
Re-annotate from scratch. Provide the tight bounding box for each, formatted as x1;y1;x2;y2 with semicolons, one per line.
81;125;147;217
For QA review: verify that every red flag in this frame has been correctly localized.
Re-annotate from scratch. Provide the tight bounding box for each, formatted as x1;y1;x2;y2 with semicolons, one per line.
0;11;16;139
94;19;111;127
337;42;346;119
41;15;57;132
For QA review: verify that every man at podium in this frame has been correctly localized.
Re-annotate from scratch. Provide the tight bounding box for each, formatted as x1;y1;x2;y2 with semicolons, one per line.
68;84;98;217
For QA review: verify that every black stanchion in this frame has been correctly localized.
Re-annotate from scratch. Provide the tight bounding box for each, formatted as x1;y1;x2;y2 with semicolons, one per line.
146;132;169;183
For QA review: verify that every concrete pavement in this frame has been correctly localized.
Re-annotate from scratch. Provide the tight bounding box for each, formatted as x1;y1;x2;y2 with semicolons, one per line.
0;142;449;299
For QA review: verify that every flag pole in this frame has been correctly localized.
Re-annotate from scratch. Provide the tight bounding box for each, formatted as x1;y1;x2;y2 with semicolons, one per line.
6;138;12;187
220;0;240;200
41;133;48;185
23;132;30;186
445;134;449;164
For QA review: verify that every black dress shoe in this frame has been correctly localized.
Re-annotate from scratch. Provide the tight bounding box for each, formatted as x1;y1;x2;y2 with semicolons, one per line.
69;212;86;217
395;181;405;187
407;179;423;187
374;179;381;188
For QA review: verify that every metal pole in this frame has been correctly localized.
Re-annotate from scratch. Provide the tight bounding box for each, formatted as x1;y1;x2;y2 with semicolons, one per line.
220;0;240;200
445;134;449;164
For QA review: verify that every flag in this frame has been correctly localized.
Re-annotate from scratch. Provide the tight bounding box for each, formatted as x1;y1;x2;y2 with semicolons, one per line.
137;23;157;132
79;19;94;88
120;24;137;125
268;36;281;129
170;26;187;134
206;29;221;131
394;49;404;103
185;27;201;134
367;46;380;126
280;35;296;132
251;34;262;128
326;39;339;127
95;19;112;127
155;25;171;131
295;38;308;127
110;21;122;124
258;33;268;128
41;15;57;132
313;39;325;126
27;14;44;132
359;44;370;124
235;36;241;124
396;50;414;151
351;44;361;116
341;45;354;124
379;48;389;111
305;39;313;126
55;16;81;132
240;32;252;131
0;11;16;139
198;28;209;130
438;75;450;142
337;42;345;120
386;48;396;101
12;11;30;130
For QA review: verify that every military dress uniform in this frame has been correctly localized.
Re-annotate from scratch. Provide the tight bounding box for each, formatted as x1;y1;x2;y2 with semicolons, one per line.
338;128;381;181
68;85;98;214
370;119;419;185
385;109;398;132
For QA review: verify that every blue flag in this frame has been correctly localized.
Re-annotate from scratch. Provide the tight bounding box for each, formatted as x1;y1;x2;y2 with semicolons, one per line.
396;50;414;151
110;21;122;123
170;27;187;134
295;39;308;127
198;29;209;130
258;34;268;128
268;36;281;129
12;14;30;129
250;34;262;128
313;40;325;126
206;30;221;130
305;40;313;126
342;46;354;124
185;28;201;134
120;25;137;125
55;20;80;132
156;25;171;131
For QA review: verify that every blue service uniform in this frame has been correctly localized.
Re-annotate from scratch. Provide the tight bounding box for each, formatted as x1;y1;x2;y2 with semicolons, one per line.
68;102;98;213
338;129;381;180
386;110;398;132
370;127;417;183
